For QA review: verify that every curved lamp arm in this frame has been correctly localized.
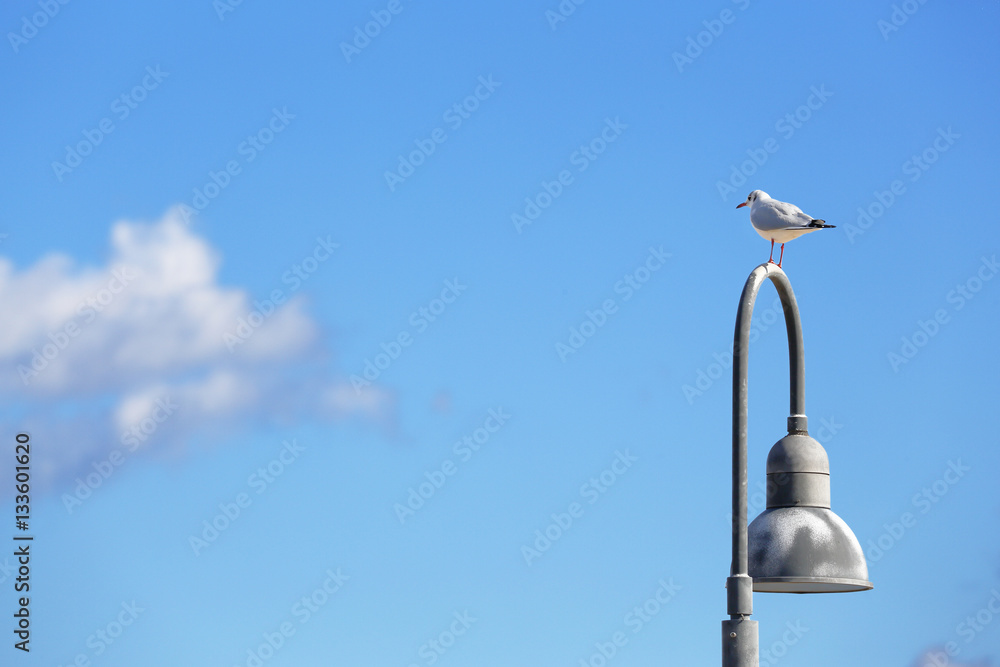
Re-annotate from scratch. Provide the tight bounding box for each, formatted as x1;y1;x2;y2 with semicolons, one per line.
729;263;806;609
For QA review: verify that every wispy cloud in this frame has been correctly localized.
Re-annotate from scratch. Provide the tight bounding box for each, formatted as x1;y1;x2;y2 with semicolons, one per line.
911;648;993;667
0;208;394;491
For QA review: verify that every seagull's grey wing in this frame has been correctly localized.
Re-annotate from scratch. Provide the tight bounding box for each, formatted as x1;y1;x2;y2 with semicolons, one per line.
767;200;815;226
752;202;813;231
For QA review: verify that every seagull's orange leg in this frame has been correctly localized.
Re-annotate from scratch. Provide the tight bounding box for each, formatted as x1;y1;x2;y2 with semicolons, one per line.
777;243;785;268
768;239;775;264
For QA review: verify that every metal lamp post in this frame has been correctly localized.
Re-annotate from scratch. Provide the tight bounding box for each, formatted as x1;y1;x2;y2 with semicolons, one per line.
722;263;872;667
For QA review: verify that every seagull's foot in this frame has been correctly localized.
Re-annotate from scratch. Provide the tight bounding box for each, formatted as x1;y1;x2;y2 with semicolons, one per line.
767;259;776;265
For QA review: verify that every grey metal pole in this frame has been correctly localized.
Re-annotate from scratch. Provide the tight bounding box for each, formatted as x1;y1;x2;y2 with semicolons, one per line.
723;263;807;667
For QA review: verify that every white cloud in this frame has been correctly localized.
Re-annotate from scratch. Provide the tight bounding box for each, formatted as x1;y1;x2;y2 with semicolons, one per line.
912;648;993;667
0;208;394;490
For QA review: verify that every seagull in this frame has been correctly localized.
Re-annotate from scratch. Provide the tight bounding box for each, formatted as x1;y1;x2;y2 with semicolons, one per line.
736;190;835;267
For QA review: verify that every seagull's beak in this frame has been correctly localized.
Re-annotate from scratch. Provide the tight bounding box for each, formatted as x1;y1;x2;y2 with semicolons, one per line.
736;202;747;208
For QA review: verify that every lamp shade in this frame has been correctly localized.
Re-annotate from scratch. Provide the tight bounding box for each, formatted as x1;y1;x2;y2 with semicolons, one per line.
747;430;873;593
748;506;872;592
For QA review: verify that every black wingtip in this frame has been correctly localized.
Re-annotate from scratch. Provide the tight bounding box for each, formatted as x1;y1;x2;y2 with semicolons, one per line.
809;219;835;228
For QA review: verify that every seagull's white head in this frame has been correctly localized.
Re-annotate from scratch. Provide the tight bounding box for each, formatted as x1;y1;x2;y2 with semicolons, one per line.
736;190;769;209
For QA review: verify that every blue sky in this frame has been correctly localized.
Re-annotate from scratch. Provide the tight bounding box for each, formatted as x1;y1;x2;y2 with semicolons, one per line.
1;1;999;665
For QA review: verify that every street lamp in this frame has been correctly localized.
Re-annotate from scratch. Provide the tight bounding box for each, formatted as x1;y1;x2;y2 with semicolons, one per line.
722;263;872;666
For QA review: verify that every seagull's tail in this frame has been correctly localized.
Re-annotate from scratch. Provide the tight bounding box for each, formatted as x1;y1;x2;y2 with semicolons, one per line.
809;219;836;228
